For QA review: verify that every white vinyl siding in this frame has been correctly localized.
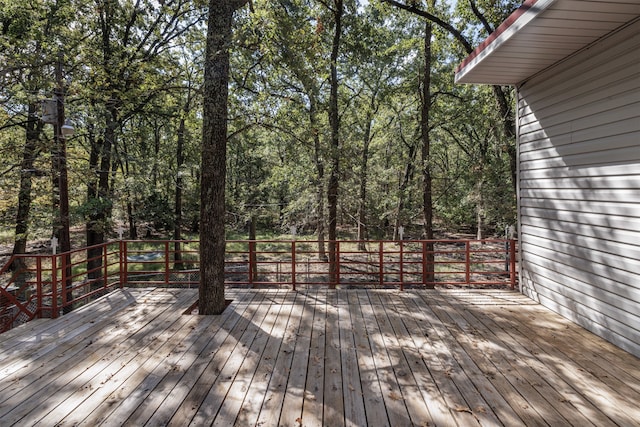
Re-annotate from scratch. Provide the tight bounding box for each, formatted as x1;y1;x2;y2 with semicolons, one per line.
517;18;640;357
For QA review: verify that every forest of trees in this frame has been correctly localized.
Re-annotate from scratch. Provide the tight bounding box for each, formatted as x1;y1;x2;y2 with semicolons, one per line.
0;0;520;259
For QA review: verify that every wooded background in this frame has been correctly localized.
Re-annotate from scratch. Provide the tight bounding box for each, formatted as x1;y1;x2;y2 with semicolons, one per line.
0;0;519;258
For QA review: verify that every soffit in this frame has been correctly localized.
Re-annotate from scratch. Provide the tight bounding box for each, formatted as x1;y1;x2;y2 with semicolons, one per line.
455;0;640;85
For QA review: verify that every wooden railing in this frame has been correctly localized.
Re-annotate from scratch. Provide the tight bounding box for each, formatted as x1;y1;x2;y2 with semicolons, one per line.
1;238;517;332
0;242;122;332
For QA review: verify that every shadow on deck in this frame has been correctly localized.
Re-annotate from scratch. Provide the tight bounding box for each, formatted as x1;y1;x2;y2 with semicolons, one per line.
0;288;638;426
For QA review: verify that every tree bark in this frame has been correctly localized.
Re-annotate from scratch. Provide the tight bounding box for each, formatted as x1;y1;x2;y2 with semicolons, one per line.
327;0;343;288
307;97;327;260
199;0;247;314
10;102;42;271
393;139;417;241
152;120;161;188
87;4;118;283
174;108;186;270
357;95;377;251
356;128;370;251
86;104;115;284
421;16;435;285
116;129;138;240
491;84;517;190
53;54;73;312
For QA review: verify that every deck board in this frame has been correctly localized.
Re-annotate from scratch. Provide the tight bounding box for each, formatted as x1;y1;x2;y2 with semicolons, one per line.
301;289;327;427
1;287;639;427
394;293;478;427
350;291;390;427
168;292;273;426
337;294;366;427
120;290;263;426
361;292;414;426
482;300;640;427
277;289;316;427
423;292;571;426
433;291;609;427
369;292;432;427
254;290;306;427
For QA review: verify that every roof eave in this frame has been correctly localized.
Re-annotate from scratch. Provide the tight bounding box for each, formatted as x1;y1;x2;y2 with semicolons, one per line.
455;0;557;85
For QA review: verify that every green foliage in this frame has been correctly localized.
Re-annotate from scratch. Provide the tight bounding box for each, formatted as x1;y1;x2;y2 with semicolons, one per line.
0;0;518;249
141;192;174;232
77;197;113;224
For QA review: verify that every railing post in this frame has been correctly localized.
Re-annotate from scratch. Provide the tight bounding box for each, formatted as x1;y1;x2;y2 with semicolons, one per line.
61;253;68;310
249;240;256;286
510;239;517;290
422;241;427;286
336;241;341;287
291;241;296;291
103;244;109;290
36;257;43;319
122;241;128;288
119;240;125;287
51;255;58;319
164;241;170;285
465;241;471;284
379;241;384;287
399;241;404;291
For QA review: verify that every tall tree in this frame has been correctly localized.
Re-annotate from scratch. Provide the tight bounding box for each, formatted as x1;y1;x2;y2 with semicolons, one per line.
326;0;343;287
382;0;518;189
344;2;405;247
83;0;203;277
420;1;435;283
0;0;65;269
259;0;330;259
10;102;42;271
173;75;196;269
199;0;248;315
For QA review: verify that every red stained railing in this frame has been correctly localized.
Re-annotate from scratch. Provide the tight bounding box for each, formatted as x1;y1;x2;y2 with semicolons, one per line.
223;239;517;290
0;242;122;332
1;238;517;332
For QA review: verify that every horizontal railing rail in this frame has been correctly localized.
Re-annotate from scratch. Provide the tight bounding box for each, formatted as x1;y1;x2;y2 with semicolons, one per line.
222;239;517;290
1;238;517;333
1;242;122;333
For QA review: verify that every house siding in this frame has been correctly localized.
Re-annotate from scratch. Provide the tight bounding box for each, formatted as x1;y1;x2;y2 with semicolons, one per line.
517;18;640;357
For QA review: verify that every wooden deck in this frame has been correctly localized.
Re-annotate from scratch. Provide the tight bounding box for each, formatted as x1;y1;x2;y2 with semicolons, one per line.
1;288;639;427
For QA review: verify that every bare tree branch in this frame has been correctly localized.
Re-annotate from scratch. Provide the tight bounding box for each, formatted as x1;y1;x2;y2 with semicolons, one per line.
380;0;474;53
0;164;21;177
468;0;494;34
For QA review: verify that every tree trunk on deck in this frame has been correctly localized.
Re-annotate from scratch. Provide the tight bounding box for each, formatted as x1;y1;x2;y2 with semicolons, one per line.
327;0;343;288
199;0;247;314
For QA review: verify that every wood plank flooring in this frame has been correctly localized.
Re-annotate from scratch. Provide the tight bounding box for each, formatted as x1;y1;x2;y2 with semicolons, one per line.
1;287;639;426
